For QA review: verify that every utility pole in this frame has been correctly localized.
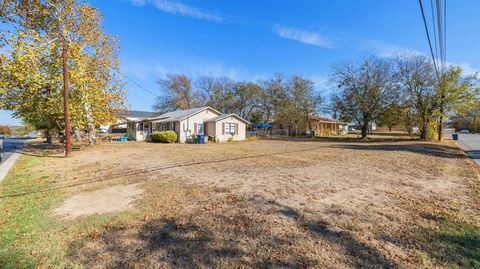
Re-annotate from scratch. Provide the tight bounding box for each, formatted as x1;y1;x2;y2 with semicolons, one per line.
62;38;72;156
438;77;444;141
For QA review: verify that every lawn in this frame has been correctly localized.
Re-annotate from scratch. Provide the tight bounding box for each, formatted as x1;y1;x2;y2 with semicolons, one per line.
0;137;479;268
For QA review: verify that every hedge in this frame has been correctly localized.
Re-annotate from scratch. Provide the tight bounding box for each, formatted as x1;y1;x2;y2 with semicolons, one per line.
151;131;177;143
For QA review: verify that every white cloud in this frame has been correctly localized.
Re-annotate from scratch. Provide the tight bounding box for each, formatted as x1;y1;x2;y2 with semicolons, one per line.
360;39;479;76
358;39;423;58
446;62;478;76
123;60;246;82
273;25;333;48
130;0;223;23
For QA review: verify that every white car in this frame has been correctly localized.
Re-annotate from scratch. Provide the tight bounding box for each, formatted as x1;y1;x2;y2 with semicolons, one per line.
459;129;470;134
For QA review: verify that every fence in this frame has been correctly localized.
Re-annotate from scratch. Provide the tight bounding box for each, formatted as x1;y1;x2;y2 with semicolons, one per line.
246;129;290;138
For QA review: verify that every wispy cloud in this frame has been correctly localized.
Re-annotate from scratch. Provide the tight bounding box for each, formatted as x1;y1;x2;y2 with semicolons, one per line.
123;60;246;82
129;0;223;23
359;39;479;75
273;25;333;48
359;39;423;58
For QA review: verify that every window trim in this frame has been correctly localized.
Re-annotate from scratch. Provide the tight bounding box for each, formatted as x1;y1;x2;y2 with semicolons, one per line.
224;122;236;136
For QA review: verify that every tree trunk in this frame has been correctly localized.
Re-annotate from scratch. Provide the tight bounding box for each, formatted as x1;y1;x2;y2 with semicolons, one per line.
62;39;72;156
361;121;369;139
46;128;52;144
388;126;392;132
420;118;429;140
74;128;82;142
84;101;96;146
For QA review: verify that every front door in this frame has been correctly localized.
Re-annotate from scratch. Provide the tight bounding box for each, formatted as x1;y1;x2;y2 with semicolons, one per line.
144;123;150;135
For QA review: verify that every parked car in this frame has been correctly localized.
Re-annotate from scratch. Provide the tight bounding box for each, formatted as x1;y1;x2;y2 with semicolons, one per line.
459;129;470;134
0;132;5;139
0;139;3;163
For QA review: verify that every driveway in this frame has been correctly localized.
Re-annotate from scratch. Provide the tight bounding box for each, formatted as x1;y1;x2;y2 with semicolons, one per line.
0;138;29;182
457;133;480;165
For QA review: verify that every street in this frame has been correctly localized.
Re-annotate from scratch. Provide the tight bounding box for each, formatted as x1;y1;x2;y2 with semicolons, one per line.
2;138;28;163
0;138;29;182
457;133;480;165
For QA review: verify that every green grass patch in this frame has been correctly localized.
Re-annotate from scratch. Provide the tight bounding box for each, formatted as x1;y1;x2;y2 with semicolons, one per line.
420;220;480;268
0;156;66;268
0;155;157;268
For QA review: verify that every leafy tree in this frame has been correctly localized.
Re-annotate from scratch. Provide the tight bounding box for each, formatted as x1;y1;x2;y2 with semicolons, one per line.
394;55;437;140
0;0;125;148
394;55;478;140
289;76;322;135
377;103;403;131
232;82;264;121
331;56;397;139
0;125;13;136
261;75;320;135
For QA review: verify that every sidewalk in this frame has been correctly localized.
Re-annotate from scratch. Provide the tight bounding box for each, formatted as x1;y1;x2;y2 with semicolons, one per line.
0;151;21;182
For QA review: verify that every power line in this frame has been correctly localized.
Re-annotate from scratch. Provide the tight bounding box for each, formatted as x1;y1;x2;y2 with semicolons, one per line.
443;0;447;70
418;0;441;80
429;0;439;63
435;0;445;72
108;66;158;98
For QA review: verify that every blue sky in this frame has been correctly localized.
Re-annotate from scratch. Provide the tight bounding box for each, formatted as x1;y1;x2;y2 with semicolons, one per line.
1;0;479;125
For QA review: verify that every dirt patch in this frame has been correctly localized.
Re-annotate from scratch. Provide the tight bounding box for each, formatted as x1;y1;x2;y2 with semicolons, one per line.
10;138;478;268
55;184;144;219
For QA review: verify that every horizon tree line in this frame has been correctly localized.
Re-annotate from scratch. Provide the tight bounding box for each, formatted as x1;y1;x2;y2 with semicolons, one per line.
155;54;479;140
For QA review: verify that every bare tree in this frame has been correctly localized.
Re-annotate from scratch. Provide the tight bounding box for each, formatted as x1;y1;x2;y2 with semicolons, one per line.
153;74;200;112
196;76;235;113
331;56;397;139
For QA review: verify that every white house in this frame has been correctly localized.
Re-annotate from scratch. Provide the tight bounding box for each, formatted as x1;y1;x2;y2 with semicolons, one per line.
127;107;249;143
104;110;160;133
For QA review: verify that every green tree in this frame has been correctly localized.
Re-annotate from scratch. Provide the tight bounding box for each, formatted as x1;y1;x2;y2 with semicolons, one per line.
0;0;125;147
377;103;403;131
331;56;397;139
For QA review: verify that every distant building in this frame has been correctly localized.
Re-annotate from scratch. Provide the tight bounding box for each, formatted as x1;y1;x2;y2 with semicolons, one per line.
126;107;250;143
302;115;348;136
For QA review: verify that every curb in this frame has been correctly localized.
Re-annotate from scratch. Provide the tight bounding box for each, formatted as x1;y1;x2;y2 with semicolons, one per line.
0;152;21;183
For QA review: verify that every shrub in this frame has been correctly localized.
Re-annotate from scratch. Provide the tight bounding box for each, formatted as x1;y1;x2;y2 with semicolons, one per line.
227;135;234;142
186;134;198;144
151;131;177;143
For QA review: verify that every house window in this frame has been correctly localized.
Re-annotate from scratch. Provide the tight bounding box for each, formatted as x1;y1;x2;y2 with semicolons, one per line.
198;123;204;135
144;123;150;134
225;122;237;135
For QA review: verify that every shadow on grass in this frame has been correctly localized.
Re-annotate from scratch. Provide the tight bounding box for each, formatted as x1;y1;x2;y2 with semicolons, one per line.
333;143;466;159
419;221;480;268
20;143;65;158
269;200;397;269
68;196;397;268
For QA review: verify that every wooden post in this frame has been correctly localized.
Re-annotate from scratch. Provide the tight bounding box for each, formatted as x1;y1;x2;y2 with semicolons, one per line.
62;39;72;156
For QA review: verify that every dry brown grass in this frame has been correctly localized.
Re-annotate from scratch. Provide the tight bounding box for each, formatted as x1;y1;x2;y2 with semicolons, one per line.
2;138;479;268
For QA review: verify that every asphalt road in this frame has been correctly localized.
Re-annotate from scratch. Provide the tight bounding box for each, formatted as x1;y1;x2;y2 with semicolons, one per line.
457;133;480;165
1;138;29;163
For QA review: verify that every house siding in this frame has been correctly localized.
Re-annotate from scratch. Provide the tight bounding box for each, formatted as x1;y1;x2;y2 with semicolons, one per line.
214;117;246;142
178;108;221;143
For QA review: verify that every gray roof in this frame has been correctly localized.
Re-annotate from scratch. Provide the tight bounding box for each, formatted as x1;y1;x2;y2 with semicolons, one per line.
204;113;250;124
149;107;221;122
116;110;160;119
